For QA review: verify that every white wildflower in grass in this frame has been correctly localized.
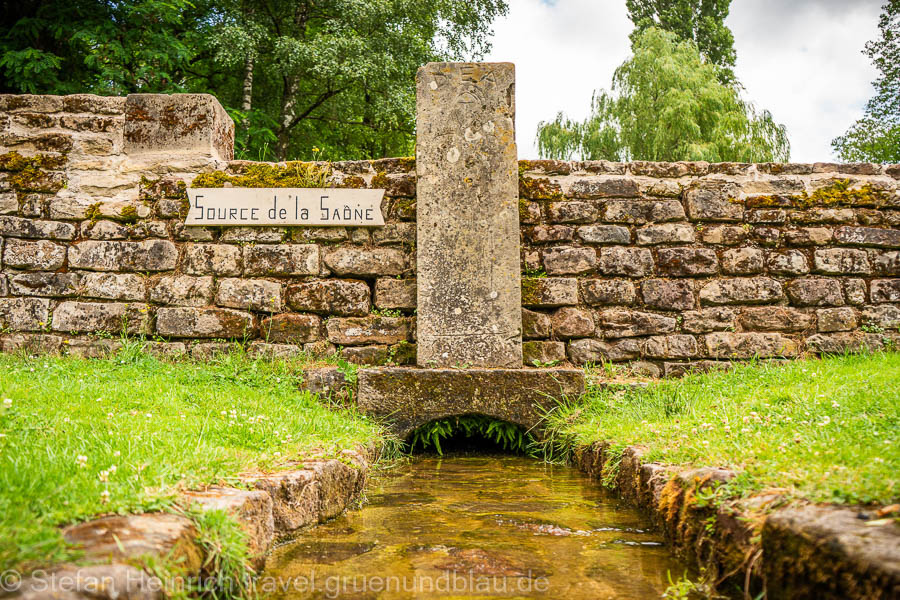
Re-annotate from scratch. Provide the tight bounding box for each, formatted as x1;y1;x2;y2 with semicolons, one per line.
76;455;88;468
100;490;110;504
831;401;840;408
818;415;831;427
2;398;11;408
113;450;120;457
95;398;102;403
98;470;109;482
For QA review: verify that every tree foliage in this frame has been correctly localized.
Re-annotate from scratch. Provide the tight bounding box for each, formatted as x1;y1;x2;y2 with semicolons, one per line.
0;0;508;161
536;27;789;163
626;0;736;85
832;0;900;163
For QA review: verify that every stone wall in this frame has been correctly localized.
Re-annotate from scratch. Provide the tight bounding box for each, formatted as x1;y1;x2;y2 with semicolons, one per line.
1;93;899;375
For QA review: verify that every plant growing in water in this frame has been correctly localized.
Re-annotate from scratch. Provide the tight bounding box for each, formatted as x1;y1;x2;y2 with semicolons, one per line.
408;415;535;456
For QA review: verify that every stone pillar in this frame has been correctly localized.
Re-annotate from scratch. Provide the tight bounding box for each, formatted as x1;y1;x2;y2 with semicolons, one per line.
415;62;522;368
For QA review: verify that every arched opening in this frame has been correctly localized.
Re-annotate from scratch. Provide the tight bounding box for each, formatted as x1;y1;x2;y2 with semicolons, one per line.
405;413;537;456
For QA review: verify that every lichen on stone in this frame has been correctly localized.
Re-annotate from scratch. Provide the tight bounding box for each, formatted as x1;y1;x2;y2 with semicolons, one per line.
745;179;890;208
0;151;67;195
191;161;332;188
518;176;563;201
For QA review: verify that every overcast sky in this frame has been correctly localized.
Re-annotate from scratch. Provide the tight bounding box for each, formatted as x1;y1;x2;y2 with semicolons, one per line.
484;0;884;162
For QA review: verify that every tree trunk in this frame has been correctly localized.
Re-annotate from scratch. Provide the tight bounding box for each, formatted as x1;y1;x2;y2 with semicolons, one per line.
240;55;254;136
277;76;299;160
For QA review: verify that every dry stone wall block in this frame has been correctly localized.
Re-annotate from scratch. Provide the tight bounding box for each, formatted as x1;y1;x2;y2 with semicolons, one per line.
8;272;80;297
599;246;654;277
81;272;146;301
598;309;677;338
786;278;845;307
52;301;150;334
550;306;595;339
286;279;370;316
0;297;49;331
834;226;900;248
521;308;551;339
813;248;872;274
543;246;597;275
704;332;798;359
568;338;642;363
0;216;75;240
657;247;718;277
699;277;785;305
259;314;322;344
521;277;578;307
375;278;416;310
323;246;409;277
2;239;66;270
124;93;233;160
641;279;695;311
216;278;282;311
738;307;814;332
325;316;410;345
580;279;637;306
636;223;696;245
243;244;319;277
149;275;214;306
69;240;177;272
182;243;242;276
156;307;254;338
685;182;743;221
522;340;566;365
871;279;900;303
577;224;630;244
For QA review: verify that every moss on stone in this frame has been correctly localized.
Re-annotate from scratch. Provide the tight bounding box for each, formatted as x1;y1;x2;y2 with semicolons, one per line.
0;151;66;172
337;175;366;189
191;162;332;188
86;203;102;223
1;151;67;194
118;205;139;224
518;176;563;201
371;170;389;190
521;278;542;305
744;179;890;209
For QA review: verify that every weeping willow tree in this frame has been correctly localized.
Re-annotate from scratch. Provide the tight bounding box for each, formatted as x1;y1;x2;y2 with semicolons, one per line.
537;27;790;162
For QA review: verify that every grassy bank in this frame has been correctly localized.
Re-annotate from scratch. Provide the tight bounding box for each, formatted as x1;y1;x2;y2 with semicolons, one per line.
0;343;385;571
547;352;900;506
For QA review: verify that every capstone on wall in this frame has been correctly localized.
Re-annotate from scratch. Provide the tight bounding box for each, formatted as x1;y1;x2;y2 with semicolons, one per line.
1;93;899;376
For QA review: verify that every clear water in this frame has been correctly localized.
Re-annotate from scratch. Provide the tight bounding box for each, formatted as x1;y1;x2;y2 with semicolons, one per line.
262;456;689;599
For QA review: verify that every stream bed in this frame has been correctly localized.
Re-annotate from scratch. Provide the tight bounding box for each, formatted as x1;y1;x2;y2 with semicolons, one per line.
262;456;690;599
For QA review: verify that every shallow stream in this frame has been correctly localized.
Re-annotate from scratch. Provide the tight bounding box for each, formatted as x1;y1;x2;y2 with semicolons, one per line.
263;456;689;599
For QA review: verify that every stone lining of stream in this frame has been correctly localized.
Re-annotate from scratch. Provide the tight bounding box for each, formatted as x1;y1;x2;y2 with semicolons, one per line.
11;446;375;599
573;441;900;599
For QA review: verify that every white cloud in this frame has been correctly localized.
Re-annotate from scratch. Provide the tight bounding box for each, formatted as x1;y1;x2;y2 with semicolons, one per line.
485;0;883;162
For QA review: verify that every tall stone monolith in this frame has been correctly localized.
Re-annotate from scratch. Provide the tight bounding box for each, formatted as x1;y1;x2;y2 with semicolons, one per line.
415;62;522;368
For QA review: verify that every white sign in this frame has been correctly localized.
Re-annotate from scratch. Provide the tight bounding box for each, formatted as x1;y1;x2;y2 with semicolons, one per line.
185;188;385;226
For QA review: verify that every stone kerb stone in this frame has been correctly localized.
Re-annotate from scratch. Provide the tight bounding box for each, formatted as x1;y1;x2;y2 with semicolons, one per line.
415;62;522;368
124;93;234;160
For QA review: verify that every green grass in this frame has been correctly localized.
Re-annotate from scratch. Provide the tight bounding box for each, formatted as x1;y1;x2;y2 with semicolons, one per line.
547;352;900;506
0;342;385;571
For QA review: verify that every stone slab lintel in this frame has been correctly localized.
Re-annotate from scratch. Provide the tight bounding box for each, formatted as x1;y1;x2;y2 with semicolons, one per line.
356;367;585;439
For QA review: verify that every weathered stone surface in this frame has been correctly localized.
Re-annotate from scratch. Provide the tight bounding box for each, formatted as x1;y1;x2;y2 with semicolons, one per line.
82;219;130;240
547;201;599;223
2;239;66;270
156;307;254;338
416;62;521;368
791;208;856;224
701;225;747;245
243;244;319;277
767;250;810;275
259;313;322;344
641;279;695;311
220;227;285;243
699;277;784;305
183;486;274;566
69;240;176;272
81;272;146;301
568;338;642;363
357;368;584;438
216;278;282;311
785;227;833;246
182;243;242;276
374;278;416;310
244;458;367;533
543;246;597;275
65;338;123;359
528;224;574;243
682;307;735;333
807;331;887;353
576;224;630;244
762;505;900;600
149;275;213;306
746;209;787;224
63;513;203;575
580;279;637;306
704;332;798;358
874;250;900;275
721;247;765;275
522;341;566;365
834;226;900;248
871;279;900;303
52;301;150;334
522;308;551;339
597;309;677;338
286;279;370;316
8;272;80;297
124;93;233;160
12;564;164;600
816;307;857;332
0;216;75;240
550;306;595;339
0;297;49;330
0;332;63;354
325;316;410;345
602;199;685;223
739;307;814;332
862;304;900;329
786;278;845;306
657;247;718;276
635;223;695;245
372;222;415;245
685;182;743;221
813;248;872;274
299;367;351;399
0;192;18;215
598;246;654;277
567;177;639;198
643;335;699;359
324;246;409;277
521;277;578;307
845;279;868;305
247;341;302;360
